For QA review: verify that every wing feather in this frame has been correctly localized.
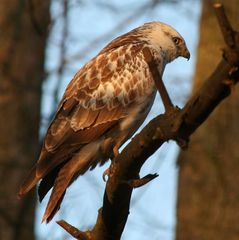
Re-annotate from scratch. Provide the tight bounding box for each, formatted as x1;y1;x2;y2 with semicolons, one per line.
18;43;156;200
39;44;154;173
71;107;98;130
44;44;148;150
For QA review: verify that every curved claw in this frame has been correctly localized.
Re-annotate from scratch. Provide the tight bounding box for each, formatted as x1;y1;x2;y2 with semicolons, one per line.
102;168;110;182
102;146;119;182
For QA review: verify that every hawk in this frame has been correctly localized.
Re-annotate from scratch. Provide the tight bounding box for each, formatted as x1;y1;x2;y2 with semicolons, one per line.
18;22;190;222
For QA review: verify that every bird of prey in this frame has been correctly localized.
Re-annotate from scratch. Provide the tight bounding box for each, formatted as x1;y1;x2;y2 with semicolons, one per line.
18;22;190;223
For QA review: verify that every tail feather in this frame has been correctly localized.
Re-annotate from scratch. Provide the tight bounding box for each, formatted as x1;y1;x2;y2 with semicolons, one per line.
43;191;66;223
38;163;64;202
42;161;75;222
42;142;100;222
17;165;39;199
17;149;51;199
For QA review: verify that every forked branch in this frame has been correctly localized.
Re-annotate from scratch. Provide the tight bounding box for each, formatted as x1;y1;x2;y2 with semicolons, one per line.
57;4;239;239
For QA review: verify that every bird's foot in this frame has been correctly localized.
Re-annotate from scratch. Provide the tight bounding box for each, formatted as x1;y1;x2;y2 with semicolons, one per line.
102;168;109;182
102;164;114;182
127;173;159;188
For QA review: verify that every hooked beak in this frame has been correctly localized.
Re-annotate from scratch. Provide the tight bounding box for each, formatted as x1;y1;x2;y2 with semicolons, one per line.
181;47;190;60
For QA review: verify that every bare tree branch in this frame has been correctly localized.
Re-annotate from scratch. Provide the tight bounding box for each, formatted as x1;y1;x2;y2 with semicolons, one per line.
58;3;239;239
57;220;91;240
53;0;69;106
63;0;161;64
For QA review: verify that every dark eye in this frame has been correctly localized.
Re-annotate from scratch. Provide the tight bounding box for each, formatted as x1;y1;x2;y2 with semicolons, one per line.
172;37;181;45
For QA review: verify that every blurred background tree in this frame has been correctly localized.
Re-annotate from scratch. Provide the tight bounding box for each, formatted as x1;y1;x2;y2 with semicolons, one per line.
0;0;50;239
3;0;238;239
176;0;239;239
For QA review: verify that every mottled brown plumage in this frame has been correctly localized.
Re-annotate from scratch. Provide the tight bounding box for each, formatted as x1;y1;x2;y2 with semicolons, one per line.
17;22;190;223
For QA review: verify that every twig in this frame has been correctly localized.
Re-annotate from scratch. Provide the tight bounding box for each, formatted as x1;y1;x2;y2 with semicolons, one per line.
153;71;174;112
53;0;69;107
214;3;239;66
142;47;174;112
63;0;161;64
214;3;236;48
57;220;91;240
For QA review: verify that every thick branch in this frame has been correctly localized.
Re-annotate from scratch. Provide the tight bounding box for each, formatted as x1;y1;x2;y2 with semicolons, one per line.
58;3;239;240
91;60;238;240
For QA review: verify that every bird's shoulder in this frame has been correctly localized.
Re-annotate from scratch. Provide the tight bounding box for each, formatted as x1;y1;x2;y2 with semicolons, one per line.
57;43;156;115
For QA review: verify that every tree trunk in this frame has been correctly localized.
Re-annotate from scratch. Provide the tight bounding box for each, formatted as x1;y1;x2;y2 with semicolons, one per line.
176;0;239;239
0;0;50;239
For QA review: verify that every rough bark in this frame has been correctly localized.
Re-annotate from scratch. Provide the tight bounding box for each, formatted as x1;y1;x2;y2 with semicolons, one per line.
57;3;239;239
0;0;50;239
176;1;239;240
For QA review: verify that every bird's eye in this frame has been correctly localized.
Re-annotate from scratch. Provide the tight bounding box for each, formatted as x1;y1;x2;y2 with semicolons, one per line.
172;37;181;45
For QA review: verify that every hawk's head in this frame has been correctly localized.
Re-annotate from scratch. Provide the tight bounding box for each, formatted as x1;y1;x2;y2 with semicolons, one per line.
100;21;189;64
140;22;190;63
